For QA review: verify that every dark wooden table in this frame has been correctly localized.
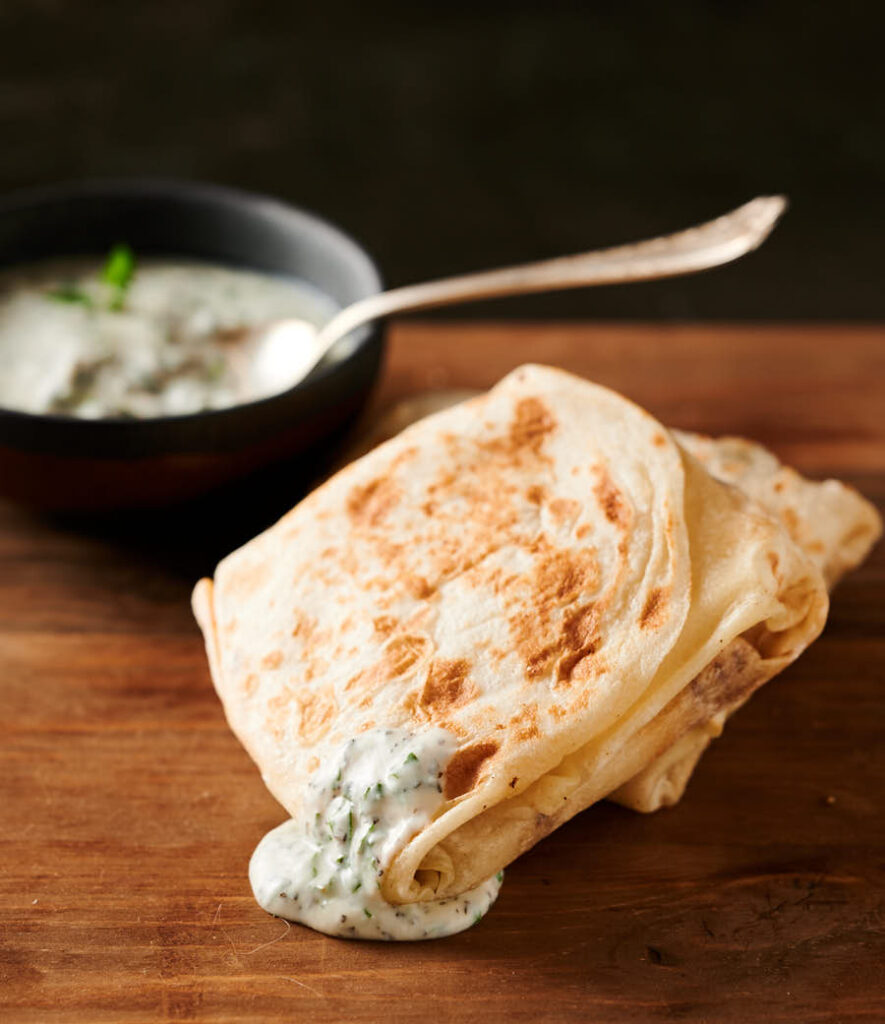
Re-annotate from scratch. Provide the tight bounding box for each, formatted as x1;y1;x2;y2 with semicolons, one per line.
1;324;883;1023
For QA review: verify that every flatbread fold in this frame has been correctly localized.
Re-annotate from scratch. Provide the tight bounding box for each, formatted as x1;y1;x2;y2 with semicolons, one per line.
354;388;882;815
611;429;882;811
194;365;867;904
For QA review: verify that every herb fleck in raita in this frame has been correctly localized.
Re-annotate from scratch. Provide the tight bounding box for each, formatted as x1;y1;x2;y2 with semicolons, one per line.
249;728;503;940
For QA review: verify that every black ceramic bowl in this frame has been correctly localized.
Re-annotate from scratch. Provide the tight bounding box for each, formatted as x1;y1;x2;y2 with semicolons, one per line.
0;180;384;509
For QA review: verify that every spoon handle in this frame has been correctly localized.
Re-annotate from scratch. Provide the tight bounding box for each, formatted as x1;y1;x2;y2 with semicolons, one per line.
316;195;787;351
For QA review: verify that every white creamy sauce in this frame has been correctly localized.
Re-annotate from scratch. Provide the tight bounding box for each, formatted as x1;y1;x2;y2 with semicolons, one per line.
249;728;503;940
0;258;338;418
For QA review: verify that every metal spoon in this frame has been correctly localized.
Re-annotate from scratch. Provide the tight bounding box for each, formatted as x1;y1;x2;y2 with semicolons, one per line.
242;195;787;397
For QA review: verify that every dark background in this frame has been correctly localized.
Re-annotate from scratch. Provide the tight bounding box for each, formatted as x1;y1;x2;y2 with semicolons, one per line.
1;0;882;320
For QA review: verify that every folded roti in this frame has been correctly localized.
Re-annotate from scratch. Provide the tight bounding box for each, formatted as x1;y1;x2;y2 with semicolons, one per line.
194;365;831;904
357;390;881;814
612;429;882;811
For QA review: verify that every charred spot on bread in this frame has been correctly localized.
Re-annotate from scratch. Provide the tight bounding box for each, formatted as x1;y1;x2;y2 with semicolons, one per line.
347;476;400;528
639;587;669;629
420;658;473;713
592;467;630;528
444;740;500;799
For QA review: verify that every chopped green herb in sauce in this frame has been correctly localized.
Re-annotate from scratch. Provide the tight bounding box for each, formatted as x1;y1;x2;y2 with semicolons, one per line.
249;728;503;940
102;243;136;311
102;243;135;289
47;284;93;307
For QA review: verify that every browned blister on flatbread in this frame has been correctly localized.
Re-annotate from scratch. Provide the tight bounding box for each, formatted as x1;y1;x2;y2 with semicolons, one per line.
194;366;839;903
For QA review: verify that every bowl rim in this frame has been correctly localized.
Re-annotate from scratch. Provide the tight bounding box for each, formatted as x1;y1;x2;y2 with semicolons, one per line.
0;176;384;429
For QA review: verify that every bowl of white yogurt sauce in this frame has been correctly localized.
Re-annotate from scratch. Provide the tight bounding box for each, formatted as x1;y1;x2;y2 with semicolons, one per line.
0;179;383;509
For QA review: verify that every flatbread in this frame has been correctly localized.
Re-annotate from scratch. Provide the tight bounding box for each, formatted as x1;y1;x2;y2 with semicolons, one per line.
672;432;881;590
355;388;881;814
612;429;882;811
194;365;830;902
355;388;881;815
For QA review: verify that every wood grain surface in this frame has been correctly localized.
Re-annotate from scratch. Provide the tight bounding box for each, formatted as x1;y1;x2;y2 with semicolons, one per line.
1;323;883;1023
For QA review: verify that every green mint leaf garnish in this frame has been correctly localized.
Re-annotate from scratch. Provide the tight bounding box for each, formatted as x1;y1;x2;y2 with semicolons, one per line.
405;752;419;763
102;243;135;290
47;285;92;307
496;871;504;883
352;880;362;893
363;908;372;918
102;243;136;311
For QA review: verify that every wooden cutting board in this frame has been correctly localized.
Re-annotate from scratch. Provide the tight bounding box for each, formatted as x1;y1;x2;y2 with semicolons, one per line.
1;323;883;1023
